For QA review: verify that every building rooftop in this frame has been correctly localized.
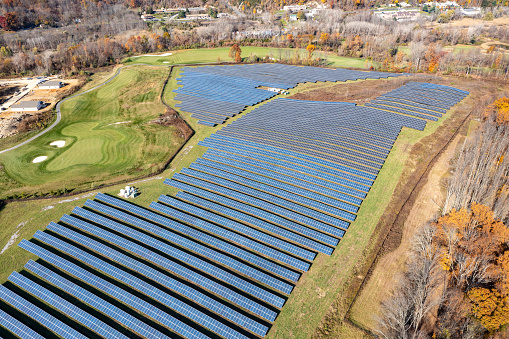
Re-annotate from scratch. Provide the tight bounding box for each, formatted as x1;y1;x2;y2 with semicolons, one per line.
11;100;42;108
40;80;61;87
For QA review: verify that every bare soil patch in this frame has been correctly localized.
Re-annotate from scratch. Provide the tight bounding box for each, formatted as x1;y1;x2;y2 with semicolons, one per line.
289;76;430;104
0;85;22;104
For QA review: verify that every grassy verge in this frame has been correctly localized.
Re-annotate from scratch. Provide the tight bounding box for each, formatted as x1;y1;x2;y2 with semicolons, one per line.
0;65;185;200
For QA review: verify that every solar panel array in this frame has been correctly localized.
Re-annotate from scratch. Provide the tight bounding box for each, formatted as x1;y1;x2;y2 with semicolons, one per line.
174;63;407;126
0;77;468;338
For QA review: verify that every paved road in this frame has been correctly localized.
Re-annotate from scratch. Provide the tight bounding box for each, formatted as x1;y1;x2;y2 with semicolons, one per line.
0;66;128;155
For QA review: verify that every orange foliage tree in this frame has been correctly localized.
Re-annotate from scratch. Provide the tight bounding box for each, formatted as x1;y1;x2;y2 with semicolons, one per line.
433;203;509;333
228;44;242;63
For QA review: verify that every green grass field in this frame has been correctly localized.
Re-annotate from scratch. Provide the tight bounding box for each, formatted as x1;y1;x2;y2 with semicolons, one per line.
124;46;368;68
0;65;186;200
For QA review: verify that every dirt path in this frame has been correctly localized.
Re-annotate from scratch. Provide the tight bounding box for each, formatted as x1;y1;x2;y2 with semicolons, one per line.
350;131;464;330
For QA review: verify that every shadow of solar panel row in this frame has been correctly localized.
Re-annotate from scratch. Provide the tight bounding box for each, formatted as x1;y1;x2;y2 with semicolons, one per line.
378;83;468;111
44;221;259;339
197;121;217;127
174;63;407;125
188;162;359;216
89;193;293;299
0;308;44;339
23;258;171;339
18;239;207;339
370;100;443;118
234;99;423;132
364;103;439;121
167;180;340;250
214;130;386;168
200;136;380;178
7;271;129;339
0;284;88;339
173;188;333;254
156;194;314;268
170;173;348;236
200;141;376;187
194;157;364;205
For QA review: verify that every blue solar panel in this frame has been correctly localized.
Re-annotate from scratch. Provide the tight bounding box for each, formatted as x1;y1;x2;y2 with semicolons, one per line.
0;308;43;339
71;206;279;321
24;260;170;339
167;180;339;251
8;271;129;339
48;220;268;337
157;194;312;270
0;284;87;339
149;200;303;280
18;239;207;339
32;229;245;339
92;193;292;298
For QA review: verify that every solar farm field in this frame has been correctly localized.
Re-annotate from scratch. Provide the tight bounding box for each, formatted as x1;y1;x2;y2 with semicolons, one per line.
0;63;474;339
0;65;186;200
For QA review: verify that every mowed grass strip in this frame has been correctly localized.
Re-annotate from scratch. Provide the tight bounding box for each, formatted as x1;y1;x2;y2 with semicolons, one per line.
0;66;185;199
124;46;368;68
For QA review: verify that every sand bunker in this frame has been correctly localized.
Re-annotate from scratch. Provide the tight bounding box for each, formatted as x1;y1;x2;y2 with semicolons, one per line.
32;156;48;163
50;140;66;147
133;52;173;57
163;61;170;64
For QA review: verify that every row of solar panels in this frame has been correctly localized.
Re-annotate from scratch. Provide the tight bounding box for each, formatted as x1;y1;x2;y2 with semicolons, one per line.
173;63;407;125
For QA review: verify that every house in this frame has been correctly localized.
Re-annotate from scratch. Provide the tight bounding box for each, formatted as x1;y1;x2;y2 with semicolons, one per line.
399;2;411;7
38;80;63;90
186;14;211;20
377;9;420;21
141;14;157;21
11;101;44;112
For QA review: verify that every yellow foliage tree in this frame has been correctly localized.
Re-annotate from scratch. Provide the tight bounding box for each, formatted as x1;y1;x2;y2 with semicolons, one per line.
468;287;509;333
306;44;315;59
434;204;509;333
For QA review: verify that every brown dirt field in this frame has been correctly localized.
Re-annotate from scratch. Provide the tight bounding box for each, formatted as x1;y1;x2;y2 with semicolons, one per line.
434;16;509;28
289;75;433;104
0;85;22;104
288;75;508;337
349;127;466;331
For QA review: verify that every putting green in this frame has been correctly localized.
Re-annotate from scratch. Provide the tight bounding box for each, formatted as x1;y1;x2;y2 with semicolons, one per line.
0;66;185;199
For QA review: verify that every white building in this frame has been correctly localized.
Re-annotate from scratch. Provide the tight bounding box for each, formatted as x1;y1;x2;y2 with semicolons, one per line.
11;101;44;112
38;80;63;90
283;5;307;11
461;7;481;16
